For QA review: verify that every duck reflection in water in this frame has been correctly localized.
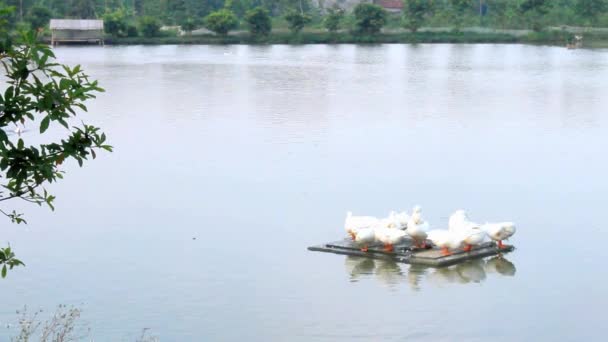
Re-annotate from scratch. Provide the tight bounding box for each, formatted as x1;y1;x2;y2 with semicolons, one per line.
344;256;376;282
484;255;516;276
344;255;516;289
374;259;406;289
407;264;429;292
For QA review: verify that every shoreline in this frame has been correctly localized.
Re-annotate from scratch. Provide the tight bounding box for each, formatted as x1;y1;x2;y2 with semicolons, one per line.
43;30;608;47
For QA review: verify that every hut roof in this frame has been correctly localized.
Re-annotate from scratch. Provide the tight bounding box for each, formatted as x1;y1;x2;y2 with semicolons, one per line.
50;19;103;30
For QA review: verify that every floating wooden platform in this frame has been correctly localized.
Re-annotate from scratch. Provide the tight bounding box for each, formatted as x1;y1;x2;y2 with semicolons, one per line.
308;238;514;267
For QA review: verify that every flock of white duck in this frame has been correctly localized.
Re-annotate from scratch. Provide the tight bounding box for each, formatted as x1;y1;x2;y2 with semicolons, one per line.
344;206;516;256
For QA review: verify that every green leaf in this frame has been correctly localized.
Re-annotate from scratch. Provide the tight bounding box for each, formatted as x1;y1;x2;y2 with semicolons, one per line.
2;265;6;278
40;116;50;133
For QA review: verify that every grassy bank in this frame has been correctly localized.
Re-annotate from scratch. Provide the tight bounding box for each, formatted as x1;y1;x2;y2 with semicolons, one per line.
104;31;523;45
54;29;608;47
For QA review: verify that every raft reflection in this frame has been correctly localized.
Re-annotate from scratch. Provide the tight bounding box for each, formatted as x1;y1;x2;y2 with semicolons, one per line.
344;255;516;290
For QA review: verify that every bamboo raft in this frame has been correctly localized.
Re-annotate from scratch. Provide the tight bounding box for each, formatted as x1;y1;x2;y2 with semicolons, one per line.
308;238;514;267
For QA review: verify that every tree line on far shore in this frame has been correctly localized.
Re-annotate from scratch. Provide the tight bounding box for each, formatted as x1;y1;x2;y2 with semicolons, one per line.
2;0;608;39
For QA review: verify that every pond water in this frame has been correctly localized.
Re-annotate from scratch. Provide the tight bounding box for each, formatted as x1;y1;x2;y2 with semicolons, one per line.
2;43;608;341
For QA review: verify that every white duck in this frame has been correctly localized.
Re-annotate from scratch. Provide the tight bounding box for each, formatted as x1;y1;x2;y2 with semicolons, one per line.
344;211;379;240
391;210;410;230
380;211;400;229
427;229;464;256
448;210;477;231
374;226;407;252
448;210;487;252
406;206;430;248
353;227;377;252
481;222;516;249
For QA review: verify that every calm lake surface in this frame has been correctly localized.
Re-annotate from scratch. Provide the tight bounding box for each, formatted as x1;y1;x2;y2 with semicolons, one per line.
2;44;608;341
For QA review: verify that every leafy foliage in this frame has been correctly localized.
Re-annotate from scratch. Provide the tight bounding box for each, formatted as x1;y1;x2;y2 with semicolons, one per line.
449;0;471;31
353;3;387;35
520;0;550;15
180;17;198;34
244;6;272;36
285;10;312;34
103;8;128;37
520;0;551;31
69;0;97;19
0;246;23;278
26;5;52;30
0;26;111;277
575;0;608;23
3;0;608;39
204;9;238;36
403;0;434;33
138;15;161;37
126;24;139;37
323;6;344;33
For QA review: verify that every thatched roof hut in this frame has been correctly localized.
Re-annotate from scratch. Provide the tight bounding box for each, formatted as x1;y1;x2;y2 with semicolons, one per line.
50;19;104;46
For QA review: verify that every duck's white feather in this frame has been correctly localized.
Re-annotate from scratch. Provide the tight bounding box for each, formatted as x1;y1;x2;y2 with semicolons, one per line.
344;211;379;235
482;222;516;241
448;210;488;247
375;226;407;246
406;205;429;241
427;229;464;250
354;227;376;245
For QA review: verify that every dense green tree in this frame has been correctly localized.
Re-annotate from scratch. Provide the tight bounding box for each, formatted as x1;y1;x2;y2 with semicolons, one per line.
204;9;238;35
487;0;525;29
138;15;160;37
402;0;434;33
48;0;68;17
575;0;608;24
164;0;187;24
449;0;471;32
520;0;550;31
70;0;97;18
103;8;128;37
133;0;144;16
0;22;111;276
0;3;12;28
26;5;51;29
225;0;253;17
284;9;311;34
353;3;387;35
3;0;34;22
323;6;344;33
520;0;550;14
244;6;271;36
126;23;138;36
180;17;198;34
5;0;608;41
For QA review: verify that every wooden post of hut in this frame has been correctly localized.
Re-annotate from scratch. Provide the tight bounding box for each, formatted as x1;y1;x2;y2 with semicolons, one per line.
50;19;104;46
